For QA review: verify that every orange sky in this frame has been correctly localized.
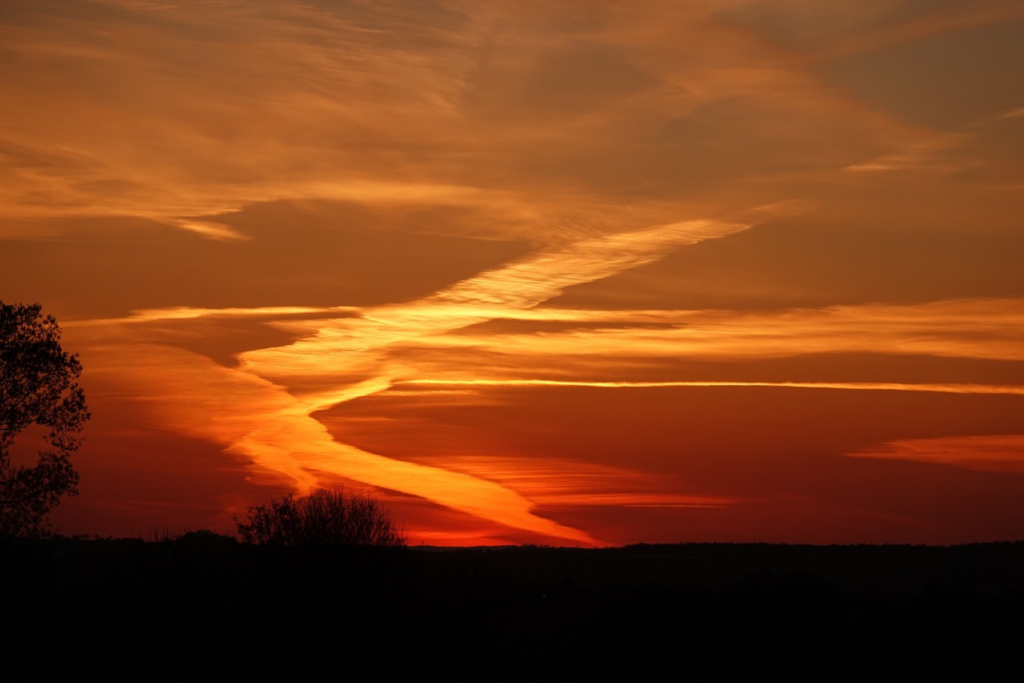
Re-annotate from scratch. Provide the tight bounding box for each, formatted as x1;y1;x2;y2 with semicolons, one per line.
3;0;1024;545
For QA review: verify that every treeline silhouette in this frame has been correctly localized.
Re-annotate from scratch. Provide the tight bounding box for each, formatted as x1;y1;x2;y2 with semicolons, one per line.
6;535;1022;665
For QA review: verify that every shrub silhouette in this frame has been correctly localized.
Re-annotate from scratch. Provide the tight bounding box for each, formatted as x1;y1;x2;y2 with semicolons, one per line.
235;487;406;548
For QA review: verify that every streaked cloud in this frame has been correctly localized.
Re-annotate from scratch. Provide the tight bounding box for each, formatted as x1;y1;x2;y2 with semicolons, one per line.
174;219;250;241
83;338;597;544
412;298;1024;367
405;379;1024;397
0;0;913;243
236;218;752;384
846;133;975;173
808;0;1024;59
850;435;1024;474
67;305;358;326
415;455;737;508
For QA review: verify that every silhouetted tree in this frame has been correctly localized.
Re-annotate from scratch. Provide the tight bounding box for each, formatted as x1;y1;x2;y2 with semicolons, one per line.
235;487;406;548
1;301;90;537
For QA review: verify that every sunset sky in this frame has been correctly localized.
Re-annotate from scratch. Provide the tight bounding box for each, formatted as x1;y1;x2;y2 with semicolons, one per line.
3;0;1024;545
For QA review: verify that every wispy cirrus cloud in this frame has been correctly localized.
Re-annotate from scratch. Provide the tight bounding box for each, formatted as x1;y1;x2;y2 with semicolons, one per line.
810;0;1024;59
83;339;598;544
845;133;977;173
404;379;1024;397
849;434;1024;473
237;218;751;383
409;298;1024;367
0;0;912;243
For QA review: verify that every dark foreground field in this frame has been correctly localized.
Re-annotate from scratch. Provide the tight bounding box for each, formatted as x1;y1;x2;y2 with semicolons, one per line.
5;535;1023;666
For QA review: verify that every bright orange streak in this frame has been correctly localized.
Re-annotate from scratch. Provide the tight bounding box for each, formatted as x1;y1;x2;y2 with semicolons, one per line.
222;219;752;537
85;341;597;545
404;379;1024;396
237;219;750;380
67;305;357;326
418;298;1024;362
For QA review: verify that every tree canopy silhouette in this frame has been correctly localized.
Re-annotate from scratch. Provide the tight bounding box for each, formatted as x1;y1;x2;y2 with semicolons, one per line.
235;487;407;548
1;301;90;537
